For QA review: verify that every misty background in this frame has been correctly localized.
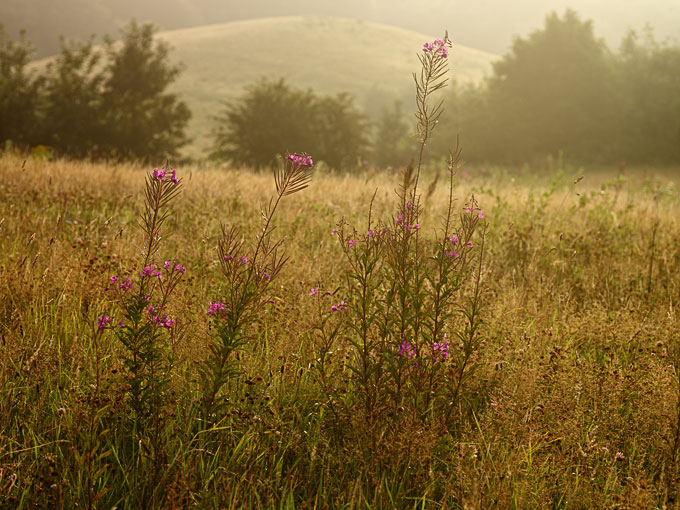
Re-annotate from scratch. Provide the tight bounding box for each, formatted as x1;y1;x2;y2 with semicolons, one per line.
1;1;679;168
2;0;679;58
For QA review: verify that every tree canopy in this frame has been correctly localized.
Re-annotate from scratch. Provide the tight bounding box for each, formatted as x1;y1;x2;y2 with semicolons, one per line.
212;78;369;170
0;20;190;162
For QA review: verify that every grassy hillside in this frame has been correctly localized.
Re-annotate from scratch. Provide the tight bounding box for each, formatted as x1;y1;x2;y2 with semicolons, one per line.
2;153;680;507
153;16;497;158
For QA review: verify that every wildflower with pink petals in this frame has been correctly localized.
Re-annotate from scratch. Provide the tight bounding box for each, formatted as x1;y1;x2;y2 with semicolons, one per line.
97;316;111;331
207;301;228;316
287;152;314;168
152;168;166;181
423;38;449;58
398;340;416;360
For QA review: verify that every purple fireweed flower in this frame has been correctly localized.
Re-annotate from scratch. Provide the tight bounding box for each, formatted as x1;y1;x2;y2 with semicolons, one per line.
423;38;448;58
367;229;375;237
224;254;233;262
118;320;125;328
446;250;460;258
477;211;484;218
96;316;112;331
120;277;132;291
287;152;314;168
207;301;228;316
464;206;472;213
467;241;473;248
331;300;348;312
309;288;319;296
164;260;172;269
331;228;338;236
147;305;155;315
413;224;419;230
432;341;450;362
174;263;186;274
141;266;162;279
149;314;173;328
446;235;459;245
170;169;178;185
152;167;166;181
240;257;248;265
263;272;271;281
348;239;357;248
396;214;404;225
110;276;118;284
398;340;416;360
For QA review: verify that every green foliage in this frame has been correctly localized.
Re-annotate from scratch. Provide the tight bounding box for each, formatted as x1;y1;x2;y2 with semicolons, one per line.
98;21;191;161
0;25;42;148
433;10;680;166
616;30;680;164
40;38;107;158
373;99;410;168
212;78;369;170
486;9;618;162
2;20;190;161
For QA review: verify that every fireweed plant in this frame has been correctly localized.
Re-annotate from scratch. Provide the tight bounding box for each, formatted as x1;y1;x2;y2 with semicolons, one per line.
97;165;184;504
311;34;487;450
200;152;313;426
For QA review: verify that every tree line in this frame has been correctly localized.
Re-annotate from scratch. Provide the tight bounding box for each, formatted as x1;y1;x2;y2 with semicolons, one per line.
2;10;679;168
0;21;190;162
431;10;680;166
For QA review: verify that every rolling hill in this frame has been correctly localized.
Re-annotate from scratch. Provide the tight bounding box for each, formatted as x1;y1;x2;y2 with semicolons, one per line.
156;16;497;157
32;16;498;158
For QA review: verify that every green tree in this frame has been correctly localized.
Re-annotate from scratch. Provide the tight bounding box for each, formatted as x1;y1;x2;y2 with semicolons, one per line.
0;25;42;148
373;99;410;168
212;78;318;168
40;20;190;161
313;92;369;170
98;20;191;161
212;78;369;170
41;38;106;158
484;9;619;163
616;30;680;164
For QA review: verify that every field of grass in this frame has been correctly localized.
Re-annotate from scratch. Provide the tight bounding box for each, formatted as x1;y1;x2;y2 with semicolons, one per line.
1;150;679;508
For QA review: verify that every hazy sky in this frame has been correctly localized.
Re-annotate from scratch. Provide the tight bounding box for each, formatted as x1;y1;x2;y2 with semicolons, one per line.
4;0;680;57
259;0;680;53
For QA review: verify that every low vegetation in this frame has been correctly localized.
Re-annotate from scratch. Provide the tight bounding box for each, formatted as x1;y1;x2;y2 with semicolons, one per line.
1;30;680;509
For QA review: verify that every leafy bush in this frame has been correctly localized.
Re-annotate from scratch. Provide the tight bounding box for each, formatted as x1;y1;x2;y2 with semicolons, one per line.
212;78;369;170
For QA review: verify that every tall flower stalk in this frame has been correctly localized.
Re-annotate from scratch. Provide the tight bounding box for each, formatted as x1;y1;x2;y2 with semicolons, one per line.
312;34;486;457
199;153;313;425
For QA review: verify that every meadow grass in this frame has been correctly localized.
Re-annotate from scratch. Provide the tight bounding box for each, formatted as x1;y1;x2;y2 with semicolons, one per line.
1;151;679;508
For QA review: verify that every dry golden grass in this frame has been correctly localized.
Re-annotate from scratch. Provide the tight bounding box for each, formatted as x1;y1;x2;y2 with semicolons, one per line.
1;153;680;508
